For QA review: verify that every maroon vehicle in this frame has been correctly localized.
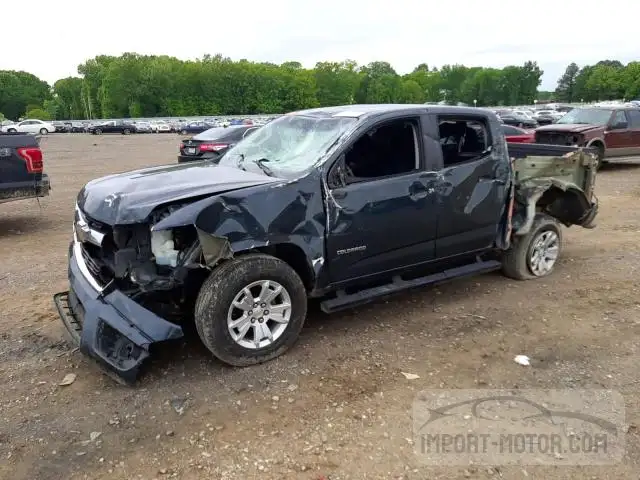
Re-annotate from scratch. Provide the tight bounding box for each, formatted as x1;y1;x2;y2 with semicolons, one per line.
535;106;640;166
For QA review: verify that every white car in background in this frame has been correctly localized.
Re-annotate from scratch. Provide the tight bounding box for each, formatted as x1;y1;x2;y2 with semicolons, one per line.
1;119;56;135
512;110;536;119
151;120;172;133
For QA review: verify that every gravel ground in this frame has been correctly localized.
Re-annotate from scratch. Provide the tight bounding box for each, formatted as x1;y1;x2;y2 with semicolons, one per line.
1;134;639;480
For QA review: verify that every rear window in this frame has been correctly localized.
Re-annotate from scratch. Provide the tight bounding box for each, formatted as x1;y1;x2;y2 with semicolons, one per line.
194;126;248;142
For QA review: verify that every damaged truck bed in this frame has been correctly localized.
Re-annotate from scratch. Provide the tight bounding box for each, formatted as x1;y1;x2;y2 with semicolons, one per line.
53;105;598;383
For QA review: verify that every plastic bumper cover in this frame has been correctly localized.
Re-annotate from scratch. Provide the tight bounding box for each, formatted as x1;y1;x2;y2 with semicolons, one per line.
53;239;183;383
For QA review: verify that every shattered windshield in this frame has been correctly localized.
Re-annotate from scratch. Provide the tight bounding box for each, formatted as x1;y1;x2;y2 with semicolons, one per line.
220;114;356;177
556;108;613;125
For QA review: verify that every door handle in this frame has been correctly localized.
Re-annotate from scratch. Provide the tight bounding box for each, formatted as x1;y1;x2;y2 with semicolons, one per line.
409;182;434;199
479;175;506;185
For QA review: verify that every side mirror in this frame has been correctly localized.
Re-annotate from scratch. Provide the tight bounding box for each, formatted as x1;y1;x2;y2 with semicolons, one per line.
609;121;628;130
328;154;349;188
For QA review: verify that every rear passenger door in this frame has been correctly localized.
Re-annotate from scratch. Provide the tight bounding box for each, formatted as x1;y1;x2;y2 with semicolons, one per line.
432;114;511;260
626;110;640;155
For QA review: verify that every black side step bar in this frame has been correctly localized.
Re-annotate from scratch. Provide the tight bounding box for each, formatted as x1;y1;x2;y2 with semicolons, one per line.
320;259;501;314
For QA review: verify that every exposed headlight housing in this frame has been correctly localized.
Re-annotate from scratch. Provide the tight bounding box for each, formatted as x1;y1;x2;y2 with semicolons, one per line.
151;230;179;267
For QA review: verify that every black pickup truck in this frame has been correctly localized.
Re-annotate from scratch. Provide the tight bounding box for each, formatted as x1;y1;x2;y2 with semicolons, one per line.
53;105;598;383
0;133;51;205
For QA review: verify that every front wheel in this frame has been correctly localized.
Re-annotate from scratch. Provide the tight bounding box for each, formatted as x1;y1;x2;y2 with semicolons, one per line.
39;128;48;135
123;128;131;135
194;254;307;366
181;129;188;135
502;213;562;280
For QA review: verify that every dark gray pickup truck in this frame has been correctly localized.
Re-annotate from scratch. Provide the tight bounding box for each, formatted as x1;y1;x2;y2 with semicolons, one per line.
53;105;599;383
0;133;50;204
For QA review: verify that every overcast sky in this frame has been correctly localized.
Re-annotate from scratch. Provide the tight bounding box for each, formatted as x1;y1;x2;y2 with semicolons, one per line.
3;0;638;91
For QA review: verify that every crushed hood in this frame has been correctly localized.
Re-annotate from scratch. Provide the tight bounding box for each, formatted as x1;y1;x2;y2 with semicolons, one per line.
77;162;281;225
536;123;603;134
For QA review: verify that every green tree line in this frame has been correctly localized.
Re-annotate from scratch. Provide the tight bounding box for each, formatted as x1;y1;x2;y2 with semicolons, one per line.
0;54;636;121
555;60;640;103
0;54;543;120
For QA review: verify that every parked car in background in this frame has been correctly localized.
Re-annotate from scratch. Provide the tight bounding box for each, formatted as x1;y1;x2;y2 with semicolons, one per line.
179;121;215;135
499;112;538;129
533;109;563;125
512;110;535;119
135;121;153;133
52;121;69;133
0;133;51;204
70;122;87;133
88;120;136;135
151;120;172;133
1;119;56;135
535;106;640;167
502;125;535;143
178;125;260;163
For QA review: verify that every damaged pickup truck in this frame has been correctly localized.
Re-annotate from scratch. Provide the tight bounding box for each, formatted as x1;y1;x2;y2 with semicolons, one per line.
53;105;598;383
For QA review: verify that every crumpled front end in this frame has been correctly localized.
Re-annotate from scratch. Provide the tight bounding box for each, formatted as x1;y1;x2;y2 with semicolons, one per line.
53;216;183;384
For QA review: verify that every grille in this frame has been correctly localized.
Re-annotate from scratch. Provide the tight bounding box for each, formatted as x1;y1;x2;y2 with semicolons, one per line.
536;132;572;145
80;243;114;286
80;244;102;280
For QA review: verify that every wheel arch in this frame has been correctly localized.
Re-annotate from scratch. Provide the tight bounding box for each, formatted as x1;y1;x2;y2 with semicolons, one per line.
536;184;593;226
247;242;316;292
586;137;605;154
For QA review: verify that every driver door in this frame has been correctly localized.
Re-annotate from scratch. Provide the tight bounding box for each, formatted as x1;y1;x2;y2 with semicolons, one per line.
325;116;438;285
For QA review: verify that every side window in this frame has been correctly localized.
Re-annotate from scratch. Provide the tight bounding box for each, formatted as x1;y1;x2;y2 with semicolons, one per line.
334;118;420;185
438;117;490;167
610;110;628;127
627;110;640;128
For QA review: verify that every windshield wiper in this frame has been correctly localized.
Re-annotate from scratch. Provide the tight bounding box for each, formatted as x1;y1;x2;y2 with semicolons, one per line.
253;158;274;176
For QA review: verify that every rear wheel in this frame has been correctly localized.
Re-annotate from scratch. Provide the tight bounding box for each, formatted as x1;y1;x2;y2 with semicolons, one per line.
502;213;562;280
39;128;48;135
181;129;188;135
7;128;16;133
123;128;131;135
194;254;307;366
94;128;102;135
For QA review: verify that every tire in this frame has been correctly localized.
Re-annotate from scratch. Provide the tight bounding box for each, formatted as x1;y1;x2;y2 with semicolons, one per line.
181;129;188;135
7;128;16;133
123;128;131;135
39;128;48;135
502;213;562;280
194;253;307;366
94;128;102;135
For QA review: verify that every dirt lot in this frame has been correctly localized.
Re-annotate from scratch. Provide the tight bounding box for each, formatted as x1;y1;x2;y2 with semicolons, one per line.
1;134;639;480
